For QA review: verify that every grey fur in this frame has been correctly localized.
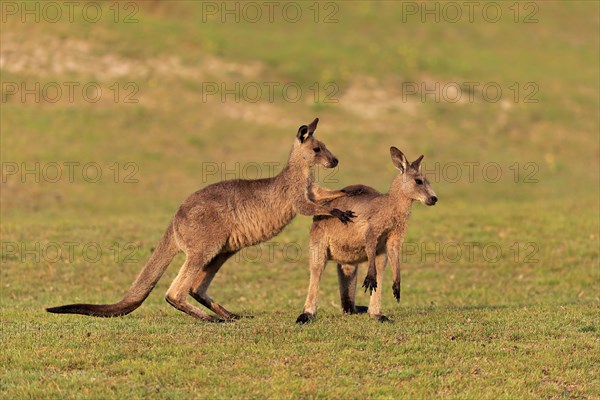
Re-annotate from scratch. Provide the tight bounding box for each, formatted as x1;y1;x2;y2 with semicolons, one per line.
47;118;356;321
296;147;437;323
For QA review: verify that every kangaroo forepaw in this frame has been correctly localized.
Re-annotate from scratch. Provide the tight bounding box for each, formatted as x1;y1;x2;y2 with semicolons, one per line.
296;312;315;324
331;208;356;224
362;275;377;295
392;282;401;302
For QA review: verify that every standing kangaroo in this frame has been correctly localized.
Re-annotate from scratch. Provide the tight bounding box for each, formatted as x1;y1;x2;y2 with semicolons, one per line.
47;118;357;322
296;147;437;323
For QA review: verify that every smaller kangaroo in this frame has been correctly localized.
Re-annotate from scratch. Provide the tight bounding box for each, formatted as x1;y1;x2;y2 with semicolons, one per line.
47;118;357;322
296;147;437;323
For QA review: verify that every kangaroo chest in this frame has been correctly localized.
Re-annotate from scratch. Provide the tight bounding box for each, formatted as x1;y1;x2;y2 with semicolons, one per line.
326;213;406;264
225;200;296;251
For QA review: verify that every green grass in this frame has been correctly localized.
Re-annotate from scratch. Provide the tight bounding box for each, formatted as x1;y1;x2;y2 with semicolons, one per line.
1;1;599;399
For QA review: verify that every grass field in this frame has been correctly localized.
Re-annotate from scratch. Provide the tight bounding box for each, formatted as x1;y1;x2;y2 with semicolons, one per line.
1;1;599;398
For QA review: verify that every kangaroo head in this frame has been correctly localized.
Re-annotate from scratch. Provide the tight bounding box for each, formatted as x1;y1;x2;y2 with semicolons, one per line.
292;118;338;168
390;146;438;206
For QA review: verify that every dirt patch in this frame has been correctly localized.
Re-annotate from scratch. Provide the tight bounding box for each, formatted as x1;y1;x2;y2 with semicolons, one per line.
0;34;263;81
338;75;418;118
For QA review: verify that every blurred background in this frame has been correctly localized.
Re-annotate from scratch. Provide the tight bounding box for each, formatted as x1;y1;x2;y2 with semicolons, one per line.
1;1;598;396
2;0;597;299
0;1;599;310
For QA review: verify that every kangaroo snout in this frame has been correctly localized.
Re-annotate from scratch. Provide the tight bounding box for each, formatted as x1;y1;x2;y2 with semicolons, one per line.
329;158;339;168
426;196;438;206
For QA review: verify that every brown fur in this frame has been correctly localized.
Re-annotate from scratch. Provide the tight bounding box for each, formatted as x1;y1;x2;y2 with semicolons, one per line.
46;118;356;322
296;147;437;324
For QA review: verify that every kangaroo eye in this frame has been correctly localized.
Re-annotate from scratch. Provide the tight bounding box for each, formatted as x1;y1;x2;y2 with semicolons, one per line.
313;147;321;153
415;179;423;185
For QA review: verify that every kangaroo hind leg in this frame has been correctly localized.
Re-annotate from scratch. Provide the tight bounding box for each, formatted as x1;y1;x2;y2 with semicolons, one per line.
368;253;390;323
296;241;328;324
165;250;224;322
189;252;242;320
337;264;366;314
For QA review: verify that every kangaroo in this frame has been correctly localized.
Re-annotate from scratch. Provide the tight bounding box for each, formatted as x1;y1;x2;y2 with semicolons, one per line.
296;146;437;323
47;118;357;322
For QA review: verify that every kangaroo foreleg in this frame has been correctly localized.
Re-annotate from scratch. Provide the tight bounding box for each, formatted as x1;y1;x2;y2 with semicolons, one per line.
294;196;356;224
310;186;348;204
362;232;379;294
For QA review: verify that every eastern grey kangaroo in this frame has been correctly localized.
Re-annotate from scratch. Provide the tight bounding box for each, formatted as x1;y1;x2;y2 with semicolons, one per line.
296;147;437;323
47;118;357;322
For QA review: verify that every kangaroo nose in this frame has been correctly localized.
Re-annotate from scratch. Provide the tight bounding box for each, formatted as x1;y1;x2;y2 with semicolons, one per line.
430;196;438;204
331;158;338;167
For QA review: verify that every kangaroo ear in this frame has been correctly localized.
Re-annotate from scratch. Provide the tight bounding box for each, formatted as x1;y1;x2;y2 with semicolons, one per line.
390;146;410;173
307;117;319;137
297;125;309;143
411;155;424;172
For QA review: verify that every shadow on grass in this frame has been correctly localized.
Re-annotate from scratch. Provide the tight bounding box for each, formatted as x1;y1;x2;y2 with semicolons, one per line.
399;300;596;314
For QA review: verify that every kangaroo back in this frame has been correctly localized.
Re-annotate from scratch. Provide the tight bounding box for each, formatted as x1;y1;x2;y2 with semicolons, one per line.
341;185;380;196
313;185;381;222
46;223;179;317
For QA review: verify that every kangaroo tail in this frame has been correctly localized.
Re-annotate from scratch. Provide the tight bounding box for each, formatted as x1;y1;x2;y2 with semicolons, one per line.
46;222;179;317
